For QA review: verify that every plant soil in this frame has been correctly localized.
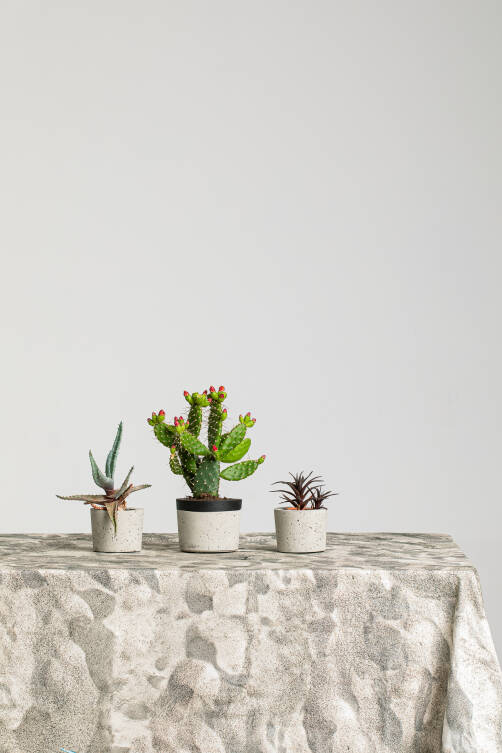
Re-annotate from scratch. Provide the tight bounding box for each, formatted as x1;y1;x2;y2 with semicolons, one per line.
180;495;234;502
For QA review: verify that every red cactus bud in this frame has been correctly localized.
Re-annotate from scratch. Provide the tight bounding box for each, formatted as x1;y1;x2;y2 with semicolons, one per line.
174;416;179;426
147;418;153;425
152;412;157;419
183;390;189;397
246;412;251;417
222;408;227;414
209;385;216;392
203;390;207;394
219;385;225;392
212;445;218;452
171;445;176;450
159;409;165;417
208;397;212;402
261;455;266;460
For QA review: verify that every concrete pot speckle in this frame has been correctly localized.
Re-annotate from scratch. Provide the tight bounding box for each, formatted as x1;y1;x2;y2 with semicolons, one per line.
274;507;328;553
90;508;144;553
176;499;241;553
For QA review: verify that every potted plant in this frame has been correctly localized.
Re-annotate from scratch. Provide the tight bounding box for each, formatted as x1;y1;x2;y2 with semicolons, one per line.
148;385;265;552
57;422;151;553
271;471;336;553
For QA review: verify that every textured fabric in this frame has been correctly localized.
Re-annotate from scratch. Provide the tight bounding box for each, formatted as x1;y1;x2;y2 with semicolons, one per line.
0;533;500;753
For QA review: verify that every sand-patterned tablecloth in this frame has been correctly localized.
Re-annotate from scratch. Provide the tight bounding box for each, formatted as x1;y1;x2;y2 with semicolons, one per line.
0;532;501;752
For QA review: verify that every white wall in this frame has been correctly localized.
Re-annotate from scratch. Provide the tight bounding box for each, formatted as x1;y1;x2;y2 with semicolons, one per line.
1;1;501;656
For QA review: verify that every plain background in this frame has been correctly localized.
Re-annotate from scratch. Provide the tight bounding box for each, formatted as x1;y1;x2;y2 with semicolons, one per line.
1;1;501;657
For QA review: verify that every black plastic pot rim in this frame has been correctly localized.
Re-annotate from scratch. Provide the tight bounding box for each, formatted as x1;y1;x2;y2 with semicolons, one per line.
176;498;242;512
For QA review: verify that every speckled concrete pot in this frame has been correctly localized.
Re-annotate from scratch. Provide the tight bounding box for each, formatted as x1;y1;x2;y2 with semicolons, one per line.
90;508;144;553
176;498;241;553
274;507;328;553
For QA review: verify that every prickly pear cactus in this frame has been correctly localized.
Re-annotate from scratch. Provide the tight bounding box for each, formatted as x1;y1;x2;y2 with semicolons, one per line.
148;386;265;498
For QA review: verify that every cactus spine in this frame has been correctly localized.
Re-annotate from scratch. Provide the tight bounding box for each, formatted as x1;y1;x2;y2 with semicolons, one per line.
149;387;265;498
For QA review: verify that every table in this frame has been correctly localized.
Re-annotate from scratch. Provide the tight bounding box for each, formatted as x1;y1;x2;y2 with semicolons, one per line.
0;533;501;753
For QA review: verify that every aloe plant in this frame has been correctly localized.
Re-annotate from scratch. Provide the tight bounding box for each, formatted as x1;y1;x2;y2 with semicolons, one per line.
56;422;151;529
148;386;265;498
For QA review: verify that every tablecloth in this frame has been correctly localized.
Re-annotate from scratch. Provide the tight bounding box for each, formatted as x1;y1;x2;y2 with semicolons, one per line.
0;533;500;753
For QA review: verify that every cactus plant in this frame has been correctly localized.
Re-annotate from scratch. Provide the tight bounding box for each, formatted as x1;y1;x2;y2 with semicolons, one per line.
56;422;151;529
148;386;265;498
271;471;336;510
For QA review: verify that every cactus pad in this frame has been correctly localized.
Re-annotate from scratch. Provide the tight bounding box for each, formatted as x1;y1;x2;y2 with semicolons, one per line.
169;448;183;475
193;457;220;496
154;423;176;447
180;432;211;456
187;403;203;438
220;438;251;463
208;402;223;447
220;456;265;481
220;423;247;455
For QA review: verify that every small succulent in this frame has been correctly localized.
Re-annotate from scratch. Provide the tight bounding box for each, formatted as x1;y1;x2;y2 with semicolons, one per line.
148;385;265;498
272;471;336;510
56;422;151;529
310;484;337;509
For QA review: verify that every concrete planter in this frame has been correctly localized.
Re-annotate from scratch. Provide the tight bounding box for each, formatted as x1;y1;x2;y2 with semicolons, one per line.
274;507;327;553
90;507;144;553
176;498;242;553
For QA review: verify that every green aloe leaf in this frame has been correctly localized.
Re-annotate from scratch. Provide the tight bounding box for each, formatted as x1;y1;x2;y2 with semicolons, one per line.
127;484;151;495
220;437;251;463
104;499;118;532
105;422;123;480
89;451;114;490
56;493;109;503
113;466;134;499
